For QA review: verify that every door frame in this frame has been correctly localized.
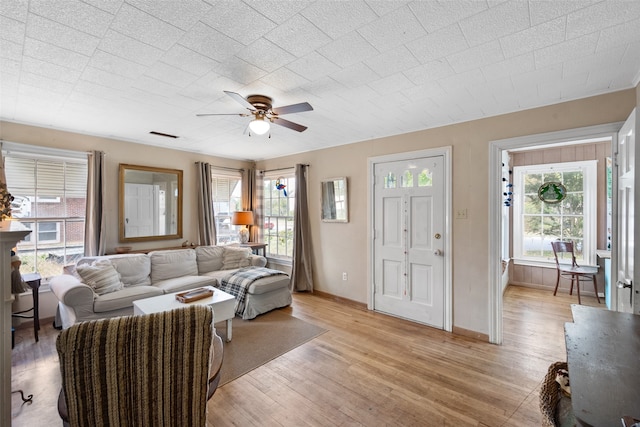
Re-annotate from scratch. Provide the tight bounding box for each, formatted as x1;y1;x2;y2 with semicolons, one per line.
488;123;622;344
614;108;638;313
367;146;453;332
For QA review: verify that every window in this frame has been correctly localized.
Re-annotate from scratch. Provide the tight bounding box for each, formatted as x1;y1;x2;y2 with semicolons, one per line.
262;173;295;259
4;146;88;278
513;161;597;266
23;221;60;243
211;171;242;245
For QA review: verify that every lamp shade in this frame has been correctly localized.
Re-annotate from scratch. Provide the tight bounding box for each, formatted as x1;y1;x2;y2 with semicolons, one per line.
231;211;254;226
248;118;270;135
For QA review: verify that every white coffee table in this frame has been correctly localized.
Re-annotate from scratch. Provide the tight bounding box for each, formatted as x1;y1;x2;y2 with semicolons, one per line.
133;286;236;341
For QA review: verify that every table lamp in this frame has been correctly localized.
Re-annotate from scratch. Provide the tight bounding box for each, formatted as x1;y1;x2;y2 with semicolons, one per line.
231;211;254;244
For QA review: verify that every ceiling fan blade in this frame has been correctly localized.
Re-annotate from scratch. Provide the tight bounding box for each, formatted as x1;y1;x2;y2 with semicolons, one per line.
196;113;250;117
272;117;307;132
224;91;256;111
271;102;313;115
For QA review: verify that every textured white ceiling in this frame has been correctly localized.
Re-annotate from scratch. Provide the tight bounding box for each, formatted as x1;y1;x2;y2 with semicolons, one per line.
1;0;639;161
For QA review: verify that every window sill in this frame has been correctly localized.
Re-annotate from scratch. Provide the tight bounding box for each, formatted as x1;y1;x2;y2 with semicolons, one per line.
512;258;556;269
512;258;599;269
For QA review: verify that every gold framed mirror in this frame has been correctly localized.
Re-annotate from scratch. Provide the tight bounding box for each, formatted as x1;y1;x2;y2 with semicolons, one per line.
321;177;348;222
119;164;183;242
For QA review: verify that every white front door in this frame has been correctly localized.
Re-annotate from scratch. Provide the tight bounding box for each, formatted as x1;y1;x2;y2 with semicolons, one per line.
615;108;636;313
373;155;445;328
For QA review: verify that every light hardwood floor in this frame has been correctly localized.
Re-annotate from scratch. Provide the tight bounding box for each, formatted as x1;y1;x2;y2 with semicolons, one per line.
11;285;602;426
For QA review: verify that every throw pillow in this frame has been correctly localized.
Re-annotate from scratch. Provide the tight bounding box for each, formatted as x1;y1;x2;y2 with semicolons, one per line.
221;247;251;270
76;259;123;295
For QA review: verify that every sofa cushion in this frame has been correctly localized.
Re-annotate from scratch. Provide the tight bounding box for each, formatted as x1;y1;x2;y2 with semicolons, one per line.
62;263;82;280
93;285;163;313
195;246;226;273
221;247;252;270
201;270;238;282
108;254;151;286
76;260;123;296
201;270;289;295
149;249;198;283
246;274;290;295
153;275;218;294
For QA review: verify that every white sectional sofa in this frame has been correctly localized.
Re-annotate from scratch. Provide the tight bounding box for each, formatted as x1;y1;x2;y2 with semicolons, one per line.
50;245;289;328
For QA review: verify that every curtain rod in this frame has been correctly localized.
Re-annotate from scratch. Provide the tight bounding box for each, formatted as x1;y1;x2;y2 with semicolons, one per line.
263;164;310;173
194;162;244;172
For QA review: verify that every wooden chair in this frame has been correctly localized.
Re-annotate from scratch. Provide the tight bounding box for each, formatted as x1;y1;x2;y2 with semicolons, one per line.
551;241;600;304
56;305;223;427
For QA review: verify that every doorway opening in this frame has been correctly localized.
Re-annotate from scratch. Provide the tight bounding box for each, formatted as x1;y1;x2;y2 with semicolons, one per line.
488;123;622;344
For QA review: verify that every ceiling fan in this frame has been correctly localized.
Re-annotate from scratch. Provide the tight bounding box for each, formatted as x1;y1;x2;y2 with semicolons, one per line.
197;91;313;135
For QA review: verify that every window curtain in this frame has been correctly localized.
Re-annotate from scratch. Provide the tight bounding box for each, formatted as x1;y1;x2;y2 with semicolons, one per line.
290;164;314;292
84;150;106;256
254;170;264;243
242;168;262;242
0;143;11;220
196;162;216;246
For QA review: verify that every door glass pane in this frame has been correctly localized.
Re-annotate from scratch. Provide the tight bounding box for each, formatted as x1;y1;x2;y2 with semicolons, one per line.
384;172;396;188
401;170;413;187
418;169;432;186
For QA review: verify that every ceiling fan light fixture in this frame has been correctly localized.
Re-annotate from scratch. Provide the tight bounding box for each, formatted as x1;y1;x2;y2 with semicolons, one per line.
249;117;270;135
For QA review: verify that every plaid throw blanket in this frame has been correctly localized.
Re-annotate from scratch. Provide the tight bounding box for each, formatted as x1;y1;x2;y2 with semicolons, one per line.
220;267;287;316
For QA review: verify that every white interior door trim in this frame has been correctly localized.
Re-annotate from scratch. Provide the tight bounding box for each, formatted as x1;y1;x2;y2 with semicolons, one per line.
367;146;452;332
489;123;622;344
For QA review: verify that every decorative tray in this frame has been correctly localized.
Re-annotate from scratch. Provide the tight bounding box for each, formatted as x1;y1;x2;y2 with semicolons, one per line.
175;287;213;303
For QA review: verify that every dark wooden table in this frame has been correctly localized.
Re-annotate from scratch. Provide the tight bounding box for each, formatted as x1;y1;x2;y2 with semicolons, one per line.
12;273;41;342
564;304;640;426
239;242;267;256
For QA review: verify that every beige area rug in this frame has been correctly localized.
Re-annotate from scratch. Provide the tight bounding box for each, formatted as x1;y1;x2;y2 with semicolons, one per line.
214;309;326;386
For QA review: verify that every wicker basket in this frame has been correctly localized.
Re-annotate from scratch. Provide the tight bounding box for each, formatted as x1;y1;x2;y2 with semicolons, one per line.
539;361;568;427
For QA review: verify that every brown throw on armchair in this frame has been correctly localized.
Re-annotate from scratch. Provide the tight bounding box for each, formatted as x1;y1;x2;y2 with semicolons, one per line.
56;305;222;427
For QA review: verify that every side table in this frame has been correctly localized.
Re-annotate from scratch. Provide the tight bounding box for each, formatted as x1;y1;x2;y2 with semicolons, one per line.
239;242;267;256
12;273;41;342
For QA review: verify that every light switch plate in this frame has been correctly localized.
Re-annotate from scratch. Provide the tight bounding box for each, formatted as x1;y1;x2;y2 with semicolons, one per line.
456;209;468;219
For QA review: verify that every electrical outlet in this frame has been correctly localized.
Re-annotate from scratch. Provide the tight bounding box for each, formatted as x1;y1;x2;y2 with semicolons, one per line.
456;208;468;219
342;272;348;281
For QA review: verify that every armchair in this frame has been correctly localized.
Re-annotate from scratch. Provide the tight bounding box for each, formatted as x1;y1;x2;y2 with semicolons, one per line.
56;305;222;427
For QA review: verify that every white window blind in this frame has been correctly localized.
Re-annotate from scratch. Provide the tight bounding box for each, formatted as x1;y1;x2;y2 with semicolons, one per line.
211;169;242;245
2;143;87;279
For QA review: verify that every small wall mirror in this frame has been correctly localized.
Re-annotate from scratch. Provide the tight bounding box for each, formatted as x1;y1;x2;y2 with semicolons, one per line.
119;164;183;242
321;177;348;222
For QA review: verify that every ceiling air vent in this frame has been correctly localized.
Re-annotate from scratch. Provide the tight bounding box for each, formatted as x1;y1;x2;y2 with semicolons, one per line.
149;131;178;139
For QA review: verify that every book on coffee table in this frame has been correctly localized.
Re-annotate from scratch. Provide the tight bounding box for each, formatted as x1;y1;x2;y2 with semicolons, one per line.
175;287;213;303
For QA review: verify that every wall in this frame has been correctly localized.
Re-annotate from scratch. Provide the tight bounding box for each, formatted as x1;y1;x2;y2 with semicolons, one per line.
2;88;637;336
256;89;636;336
0;121;253;254
1;122;253;322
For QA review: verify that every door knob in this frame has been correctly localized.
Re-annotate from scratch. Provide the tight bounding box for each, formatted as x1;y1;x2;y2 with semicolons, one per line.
617;281;634;306
617;280;632;289
434;249;442;256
